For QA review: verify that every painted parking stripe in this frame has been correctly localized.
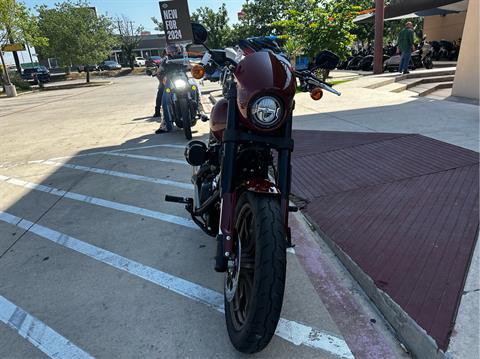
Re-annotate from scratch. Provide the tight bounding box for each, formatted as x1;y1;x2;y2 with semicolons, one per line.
0;143;185;169
0;175;197;230
35;160;192;190
0;212;353;359
0;295;94;359
102;152;187;165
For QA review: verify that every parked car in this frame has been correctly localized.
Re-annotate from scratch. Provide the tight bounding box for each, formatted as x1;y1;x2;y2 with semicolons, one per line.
77;64;99;73
134;57;146;67
21;66;51;84
99;60;122;71
145;56;163;68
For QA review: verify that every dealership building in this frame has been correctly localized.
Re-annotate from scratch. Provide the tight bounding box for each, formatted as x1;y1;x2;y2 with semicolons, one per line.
356;0;478;101
110;33;167;64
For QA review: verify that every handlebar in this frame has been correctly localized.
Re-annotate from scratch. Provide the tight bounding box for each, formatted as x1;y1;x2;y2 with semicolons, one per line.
318;82;341;96
295;69;341;96
199;47;341;97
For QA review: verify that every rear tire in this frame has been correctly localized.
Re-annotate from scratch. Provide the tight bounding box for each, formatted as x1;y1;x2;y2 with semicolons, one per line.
224;192;286;353
179;98;192;140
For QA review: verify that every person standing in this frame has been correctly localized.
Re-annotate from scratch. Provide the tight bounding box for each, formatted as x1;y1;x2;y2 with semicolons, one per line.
397;22;416;74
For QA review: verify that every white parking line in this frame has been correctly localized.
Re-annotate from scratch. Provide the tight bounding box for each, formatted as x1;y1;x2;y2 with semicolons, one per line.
0;295;94;359
0;143;185;169
0;211;353;359
102;152;187;165
48;143;187;162
0;175;198;230
35;160;192;190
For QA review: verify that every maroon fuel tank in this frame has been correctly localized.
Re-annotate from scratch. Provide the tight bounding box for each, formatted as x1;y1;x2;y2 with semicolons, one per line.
235;51;296;131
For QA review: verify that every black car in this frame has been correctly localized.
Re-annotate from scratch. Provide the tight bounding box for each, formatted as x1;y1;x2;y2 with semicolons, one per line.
77;64;99;73
21;66;51;84
99;60;122;71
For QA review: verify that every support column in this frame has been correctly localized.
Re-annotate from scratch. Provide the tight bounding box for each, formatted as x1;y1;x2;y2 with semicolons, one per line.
452;0;479;100
373;0;385;74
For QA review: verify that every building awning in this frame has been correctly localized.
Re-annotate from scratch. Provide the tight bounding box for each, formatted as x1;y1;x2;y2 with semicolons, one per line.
354;0;469;23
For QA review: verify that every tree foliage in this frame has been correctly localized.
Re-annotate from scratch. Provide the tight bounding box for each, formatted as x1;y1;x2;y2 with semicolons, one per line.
151;16;163;32
0;0;47;83
36;0;115;81
115;15;144;69
274;0;360;61
0;0;46;47
190;3;231;49
231;0;292;42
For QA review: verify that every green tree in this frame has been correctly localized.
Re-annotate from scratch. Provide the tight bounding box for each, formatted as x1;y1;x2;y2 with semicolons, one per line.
283;35;304;67
150;16;163;32
274;0;360;78
36;0;115;82
231;0;292;42
115;15;144;69
0;0;46;85
191;4;231;49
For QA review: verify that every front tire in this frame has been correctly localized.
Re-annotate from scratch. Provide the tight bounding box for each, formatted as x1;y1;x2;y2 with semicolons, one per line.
225;192;286;353
178;98;192;140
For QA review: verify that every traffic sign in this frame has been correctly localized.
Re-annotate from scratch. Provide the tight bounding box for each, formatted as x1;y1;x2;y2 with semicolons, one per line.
2;43;25;52
159;0;194;44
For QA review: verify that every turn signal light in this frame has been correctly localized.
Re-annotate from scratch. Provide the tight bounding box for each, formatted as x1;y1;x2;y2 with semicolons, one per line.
310;88;324;101
191;65;205;79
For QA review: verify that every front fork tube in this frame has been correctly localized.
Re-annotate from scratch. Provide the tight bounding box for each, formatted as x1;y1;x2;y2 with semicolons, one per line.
278;111;294;248
215;83;238;272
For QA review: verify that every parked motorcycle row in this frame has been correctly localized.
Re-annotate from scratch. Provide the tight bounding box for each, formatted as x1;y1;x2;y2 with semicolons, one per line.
338;38;460;73
161;23;340;353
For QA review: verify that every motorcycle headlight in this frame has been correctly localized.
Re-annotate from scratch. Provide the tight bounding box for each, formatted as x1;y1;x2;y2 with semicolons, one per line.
251;96;283;129
174;79;187;89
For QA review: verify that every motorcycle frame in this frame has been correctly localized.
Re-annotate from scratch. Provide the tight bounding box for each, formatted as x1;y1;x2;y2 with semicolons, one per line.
216;79;294;270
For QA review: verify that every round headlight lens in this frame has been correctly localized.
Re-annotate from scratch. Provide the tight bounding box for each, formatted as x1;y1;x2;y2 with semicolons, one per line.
174;79;187;89
251;96;283;128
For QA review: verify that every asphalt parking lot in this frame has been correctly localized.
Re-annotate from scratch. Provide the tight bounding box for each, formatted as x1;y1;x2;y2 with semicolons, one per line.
0;76;406;358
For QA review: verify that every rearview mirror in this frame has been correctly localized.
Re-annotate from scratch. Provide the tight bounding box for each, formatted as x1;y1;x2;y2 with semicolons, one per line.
192;23;208;45
314;50;339;70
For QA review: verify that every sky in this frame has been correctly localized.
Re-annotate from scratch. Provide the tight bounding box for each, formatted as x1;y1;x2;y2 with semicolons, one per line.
4;0;246;64
23;0;246;32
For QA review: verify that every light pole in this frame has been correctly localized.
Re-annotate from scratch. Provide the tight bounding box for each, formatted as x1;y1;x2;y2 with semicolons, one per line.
373;0;385;74
0;49;11;85
0;48;17;97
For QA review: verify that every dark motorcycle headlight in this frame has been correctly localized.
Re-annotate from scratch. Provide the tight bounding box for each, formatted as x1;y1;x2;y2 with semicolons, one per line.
251;96;283;129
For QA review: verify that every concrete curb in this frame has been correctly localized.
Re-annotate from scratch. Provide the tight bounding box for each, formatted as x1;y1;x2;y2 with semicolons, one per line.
302;213;446;359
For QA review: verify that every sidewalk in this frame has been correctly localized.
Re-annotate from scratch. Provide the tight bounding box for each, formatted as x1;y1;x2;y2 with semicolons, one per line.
208;74;479;357
290;76;479;358
292;73;478;151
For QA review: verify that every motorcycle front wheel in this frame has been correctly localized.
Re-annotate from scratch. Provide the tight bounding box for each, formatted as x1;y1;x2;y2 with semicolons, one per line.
178;98;192;140
225;192;286;353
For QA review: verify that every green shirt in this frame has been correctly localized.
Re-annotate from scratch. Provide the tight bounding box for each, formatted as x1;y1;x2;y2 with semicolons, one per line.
398;28;414;53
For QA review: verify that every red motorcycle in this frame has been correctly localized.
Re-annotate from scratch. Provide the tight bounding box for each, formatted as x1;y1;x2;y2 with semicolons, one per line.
166;24;340;353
